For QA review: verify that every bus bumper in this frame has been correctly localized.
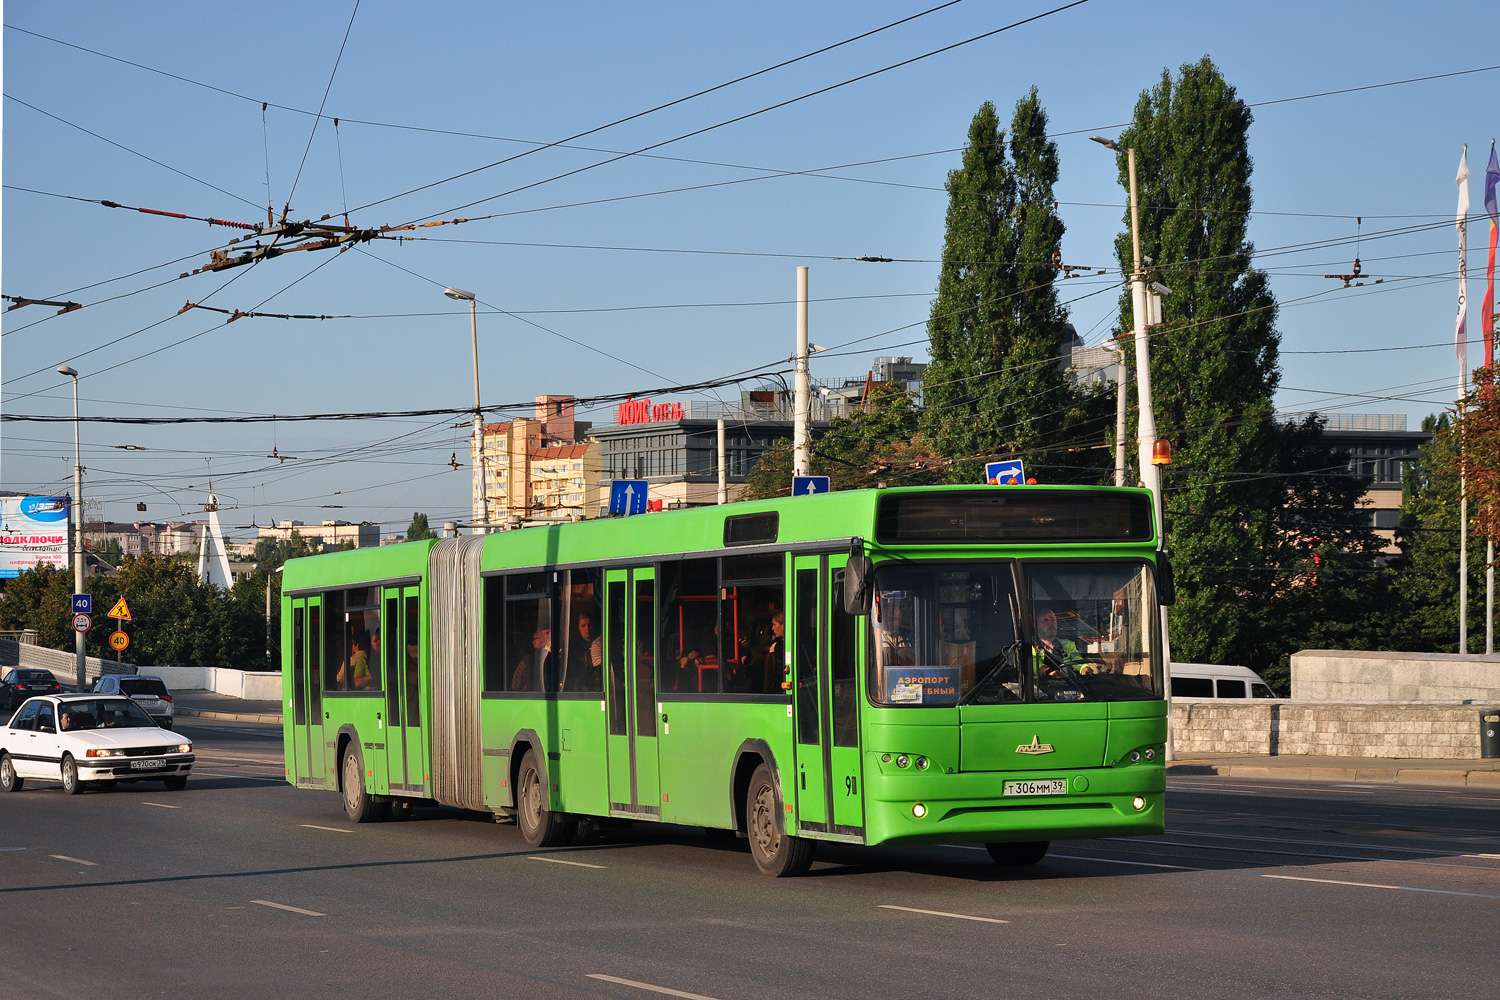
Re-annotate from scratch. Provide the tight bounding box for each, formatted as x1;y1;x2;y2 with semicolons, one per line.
862;763;1165;846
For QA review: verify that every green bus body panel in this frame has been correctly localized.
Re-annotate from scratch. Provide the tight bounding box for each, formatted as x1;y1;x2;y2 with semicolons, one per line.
279;487;1168;848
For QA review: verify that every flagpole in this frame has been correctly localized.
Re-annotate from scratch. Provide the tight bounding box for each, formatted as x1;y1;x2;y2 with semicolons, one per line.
1457;145;1470;653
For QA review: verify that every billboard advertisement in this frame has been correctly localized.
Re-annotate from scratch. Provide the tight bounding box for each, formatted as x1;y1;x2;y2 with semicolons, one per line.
0;495;70;578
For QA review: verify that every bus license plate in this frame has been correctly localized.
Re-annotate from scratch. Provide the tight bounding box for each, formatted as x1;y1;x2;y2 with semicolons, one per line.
130;758;166;770
1003;779;1067;797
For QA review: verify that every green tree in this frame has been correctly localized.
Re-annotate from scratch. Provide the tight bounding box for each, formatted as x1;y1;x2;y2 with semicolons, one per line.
0;563;75;649
1390;414;1488;652
250;529;322;571
740;387;943;500
920;91;1106;483
405;512;437;542
1113;57;1379;671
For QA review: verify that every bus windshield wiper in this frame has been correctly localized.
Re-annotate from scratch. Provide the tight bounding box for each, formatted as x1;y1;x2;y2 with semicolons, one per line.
958;640;1022;705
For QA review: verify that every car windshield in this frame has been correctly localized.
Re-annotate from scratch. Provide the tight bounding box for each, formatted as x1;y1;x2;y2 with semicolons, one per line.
58;698;157;730
868;561;1163;706
119;678;169;697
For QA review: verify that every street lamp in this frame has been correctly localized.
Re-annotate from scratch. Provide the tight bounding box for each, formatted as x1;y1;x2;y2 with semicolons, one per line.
57;365;85;690
444;287;488;535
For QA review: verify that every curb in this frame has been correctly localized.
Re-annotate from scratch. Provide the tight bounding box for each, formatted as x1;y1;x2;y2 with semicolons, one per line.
1168;761;1500;789
176;707;282;725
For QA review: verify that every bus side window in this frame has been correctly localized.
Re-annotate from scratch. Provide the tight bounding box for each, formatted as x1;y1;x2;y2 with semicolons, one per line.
482;576;505;692
607;581;627;734
323;590;345;692
830;570;858;746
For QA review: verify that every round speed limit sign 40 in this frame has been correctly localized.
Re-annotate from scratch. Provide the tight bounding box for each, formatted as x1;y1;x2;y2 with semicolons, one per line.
109;630;130;652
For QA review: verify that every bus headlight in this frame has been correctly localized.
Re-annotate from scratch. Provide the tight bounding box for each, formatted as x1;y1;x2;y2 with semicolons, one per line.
914;756;929;770
895;754;910;769
1132;796;1146;811
912;803;927;818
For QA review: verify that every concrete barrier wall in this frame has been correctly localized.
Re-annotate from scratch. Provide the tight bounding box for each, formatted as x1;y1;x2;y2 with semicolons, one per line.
1172;700;1488;760
0;641;279;701
0;638;135;685
1292;649;1500;703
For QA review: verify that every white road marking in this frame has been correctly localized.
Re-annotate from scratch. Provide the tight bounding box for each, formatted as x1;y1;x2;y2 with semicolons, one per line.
1261;874;1402;890
0;847;26;852
586;974;719;999
528;855;605;868
251;899;326;917
1467;853;1500;859
141;802;179;809
190;771;284;782
1051;853;1205;871
878;904;1009;924
301;824;353;834
48;855;96;866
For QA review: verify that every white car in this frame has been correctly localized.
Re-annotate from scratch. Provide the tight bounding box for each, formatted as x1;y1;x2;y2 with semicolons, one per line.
0;694;194;794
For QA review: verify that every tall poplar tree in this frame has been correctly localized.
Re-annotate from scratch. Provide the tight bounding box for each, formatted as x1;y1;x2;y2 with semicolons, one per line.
1113;57;1377;670
922;90;1104;481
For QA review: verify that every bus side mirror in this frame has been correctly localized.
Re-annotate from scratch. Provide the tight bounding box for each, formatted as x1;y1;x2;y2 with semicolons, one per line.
844;555;874;615
1157;554;1176;607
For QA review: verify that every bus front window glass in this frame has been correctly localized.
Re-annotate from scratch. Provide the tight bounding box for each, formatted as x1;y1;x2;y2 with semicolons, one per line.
1025;563;1161;703
868;564;1019;707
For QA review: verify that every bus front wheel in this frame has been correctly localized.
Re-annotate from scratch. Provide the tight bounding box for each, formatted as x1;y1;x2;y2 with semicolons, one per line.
746;763;812;877
341;745;382;823
516;749;573;848
985;841;1049;866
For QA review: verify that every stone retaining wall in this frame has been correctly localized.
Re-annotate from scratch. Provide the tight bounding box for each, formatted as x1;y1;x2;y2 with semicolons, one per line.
1172;700;1489;759
1291;649;1500;702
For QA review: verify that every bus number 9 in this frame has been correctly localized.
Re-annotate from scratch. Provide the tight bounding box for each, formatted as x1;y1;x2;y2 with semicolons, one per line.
844;775;857;796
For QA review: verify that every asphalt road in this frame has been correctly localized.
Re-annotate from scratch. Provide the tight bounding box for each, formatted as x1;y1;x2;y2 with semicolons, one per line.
2;718;1496;1000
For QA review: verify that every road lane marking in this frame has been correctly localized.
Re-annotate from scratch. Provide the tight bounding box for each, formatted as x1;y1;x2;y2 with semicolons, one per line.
0;847;26;852
190;772;284;782
586;974;719;999
251;899;326;917
1103;838;1500;873
529;855;605;868
1467;853;1500;859
48;855;96;866
878;904;1008;924
141;802;179;809
302;824;353;834
1053;852;1500;899
1260;874;1402;890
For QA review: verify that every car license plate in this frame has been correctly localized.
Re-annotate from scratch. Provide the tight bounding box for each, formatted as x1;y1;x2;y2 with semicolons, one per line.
130;758;166;770
1003;779;1067;797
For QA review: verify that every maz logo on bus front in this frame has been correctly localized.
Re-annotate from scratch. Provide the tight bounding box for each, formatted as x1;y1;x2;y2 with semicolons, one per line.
1016;736;1055;755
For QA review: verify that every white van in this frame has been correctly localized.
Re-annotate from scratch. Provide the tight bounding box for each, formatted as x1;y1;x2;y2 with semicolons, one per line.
1170;663;1277;700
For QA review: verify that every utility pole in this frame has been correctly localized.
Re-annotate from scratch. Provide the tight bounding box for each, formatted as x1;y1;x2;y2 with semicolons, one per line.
717;418;728;504
1114;341;1128;487
793;266;811;477
58;366;86;690
445;287;488;534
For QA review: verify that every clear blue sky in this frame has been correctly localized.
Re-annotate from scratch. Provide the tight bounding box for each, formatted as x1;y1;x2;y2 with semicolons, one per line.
3;1;1496;536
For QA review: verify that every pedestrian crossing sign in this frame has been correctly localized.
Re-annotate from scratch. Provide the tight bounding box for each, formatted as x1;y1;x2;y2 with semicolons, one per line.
108;597;132;621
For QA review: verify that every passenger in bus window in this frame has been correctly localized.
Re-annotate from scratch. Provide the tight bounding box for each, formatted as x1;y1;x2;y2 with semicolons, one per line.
760;611;786;693
565;612;604;691
511;627;553;691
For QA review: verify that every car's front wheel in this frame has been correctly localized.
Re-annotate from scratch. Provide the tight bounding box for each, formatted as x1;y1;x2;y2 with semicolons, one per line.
0;752;23;792
60;754;83;795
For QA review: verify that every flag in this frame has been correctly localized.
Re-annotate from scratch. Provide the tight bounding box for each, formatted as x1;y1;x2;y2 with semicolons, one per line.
1483;141;1499;369
1456;148;1469;380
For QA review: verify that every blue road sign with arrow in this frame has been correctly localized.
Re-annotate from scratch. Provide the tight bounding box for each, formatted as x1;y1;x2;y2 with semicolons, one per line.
791;476;830;496
72;594;92;615
609;479;649;516
985;460;1026;485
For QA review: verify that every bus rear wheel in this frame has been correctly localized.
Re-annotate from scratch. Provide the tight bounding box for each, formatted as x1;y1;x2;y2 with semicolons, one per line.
746;763;812;877
516;749;573;848
985;841;1049;866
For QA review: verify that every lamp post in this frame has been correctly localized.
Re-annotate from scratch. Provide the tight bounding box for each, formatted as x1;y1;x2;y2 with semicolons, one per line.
57;365;86;690
445;287;488;534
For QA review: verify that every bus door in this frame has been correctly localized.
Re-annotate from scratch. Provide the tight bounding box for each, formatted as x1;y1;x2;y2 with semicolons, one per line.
791;554;865;837
604;567;661;816
294;596;325;786
381;586;426;794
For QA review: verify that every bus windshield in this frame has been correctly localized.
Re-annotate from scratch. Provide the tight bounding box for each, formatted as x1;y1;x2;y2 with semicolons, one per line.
868;561;1162;706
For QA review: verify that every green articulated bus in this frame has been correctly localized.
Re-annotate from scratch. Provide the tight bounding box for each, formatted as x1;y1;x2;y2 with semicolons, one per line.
280;485;1171;876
